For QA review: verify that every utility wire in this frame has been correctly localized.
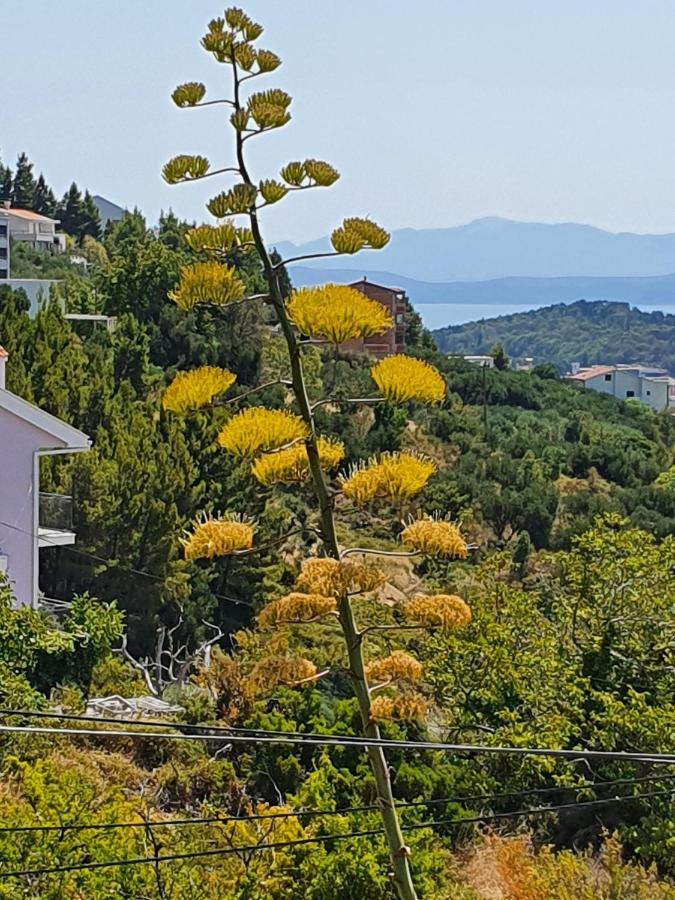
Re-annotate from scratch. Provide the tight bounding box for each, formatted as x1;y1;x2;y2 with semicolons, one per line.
1;789;670;880
1;720;674;765
0;773;671;834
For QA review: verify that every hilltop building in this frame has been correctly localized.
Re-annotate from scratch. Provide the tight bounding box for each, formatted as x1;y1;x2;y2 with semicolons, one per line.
566;363;675;412
343;278;407;358
0;203;66;313
0;347;90;607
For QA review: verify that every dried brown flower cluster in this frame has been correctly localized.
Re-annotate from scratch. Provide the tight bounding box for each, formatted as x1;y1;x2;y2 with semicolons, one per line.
403;594;471;631
296;558;386;597
370;694;428;722
401;518;468;559
365;651;423;684
257;592;337;629
247;655;317;695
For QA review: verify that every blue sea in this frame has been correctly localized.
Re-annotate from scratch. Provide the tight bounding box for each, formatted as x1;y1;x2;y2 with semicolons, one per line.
417;300;675;331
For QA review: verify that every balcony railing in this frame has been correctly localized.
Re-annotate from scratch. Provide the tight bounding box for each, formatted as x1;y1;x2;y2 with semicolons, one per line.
39;493;73;532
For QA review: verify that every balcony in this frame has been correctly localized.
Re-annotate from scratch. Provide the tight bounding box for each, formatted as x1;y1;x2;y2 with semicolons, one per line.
38;492;76;547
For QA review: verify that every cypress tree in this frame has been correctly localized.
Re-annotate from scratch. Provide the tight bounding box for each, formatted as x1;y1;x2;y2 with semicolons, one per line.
57;183;88;240
0;166;13;203
33;173;58;218
12;152;37;209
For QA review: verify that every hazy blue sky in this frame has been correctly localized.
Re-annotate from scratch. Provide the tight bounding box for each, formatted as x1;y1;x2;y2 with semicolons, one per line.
3;1;675;241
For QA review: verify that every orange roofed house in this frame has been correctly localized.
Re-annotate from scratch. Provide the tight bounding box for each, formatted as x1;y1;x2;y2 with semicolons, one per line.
342;278;407;358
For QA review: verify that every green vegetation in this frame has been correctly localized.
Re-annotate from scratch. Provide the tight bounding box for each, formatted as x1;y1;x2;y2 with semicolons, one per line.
0;8;673;896
433;299;675;372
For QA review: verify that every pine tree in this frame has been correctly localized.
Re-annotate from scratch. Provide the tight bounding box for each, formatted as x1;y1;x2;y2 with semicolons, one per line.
32;173;58;217
82;190;102;241
57;183;88;240
0;168;12;203
12;152;37;209
161;10;471;899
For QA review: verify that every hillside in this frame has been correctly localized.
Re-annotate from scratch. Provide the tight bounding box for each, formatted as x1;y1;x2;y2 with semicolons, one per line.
432;299;675;371
277;216;675;282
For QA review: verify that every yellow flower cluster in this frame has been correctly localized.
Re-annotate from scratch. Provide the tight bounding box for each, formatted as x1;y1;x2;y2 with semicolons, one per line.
330;218;390;254
365;651;423;684
340;452;436;505
171;82;206;108
401;518;468;559
371;355;446;404
297;558;385;597
247;655;317;695
287;284;393;344
402;594;471;631
162;366;236;413
182;515;254;560
257;592;337;629
370;694;428;722
251;437;344;486
185;222;253;255
218;408;309;458
169;262;247;310
162;154;210;184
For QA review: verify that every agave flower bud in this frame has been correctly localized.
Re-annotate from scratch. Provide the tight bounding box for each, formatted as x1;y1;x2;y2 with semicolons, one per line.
225;6;250;29
162;366;236;413
259;179;289;205
304;159;340;187
244;20;263;41
402;594;471;631
340;452;437;505
297;558;385;597
182;513;255;560
185;223;254;255
370;693;428;722
257;592;337;629
287;284;393;344
371;355;446;404
280;161;306;186
256;49;282;72
207;17;225;33
330;227;365;255
169;262;247;310
230;109;250;132
234;42;257;70
171;82;206;108
162;155;210;184
217;408;309;457
343;217;390;249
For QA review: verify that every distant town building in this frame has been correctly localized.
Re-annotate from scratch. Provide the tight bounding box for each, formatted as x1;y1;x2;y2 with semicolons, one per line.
461;355;495;368
0;204;65;268
342;279;407;358
92;195;125;229
566;364;675;412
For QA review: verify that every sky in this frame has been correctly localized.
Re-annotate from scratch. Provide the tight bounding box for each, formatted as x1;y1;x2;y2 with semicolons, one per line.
3;1;675;242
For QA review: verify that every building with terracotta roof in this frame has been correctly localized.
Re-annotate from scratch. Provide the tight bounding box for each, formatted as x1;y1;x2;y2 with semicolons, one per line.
566;363;675;412
341;278;407;358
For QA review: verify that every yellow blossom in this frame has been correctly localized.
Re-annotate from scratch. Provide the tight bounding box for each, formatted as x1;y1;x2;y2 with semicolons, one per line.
218;408;309;457
297;558;385;597
251;437;344;485
169;261;247;310
370;694;428;722
162;366;236;413
371;355;445;404
257;592;337;629
401;518;468;559
365;651;423;684
402;594;471;631
340;452;436;505
182;514;254;560
247;656;317;695
287;284;393;344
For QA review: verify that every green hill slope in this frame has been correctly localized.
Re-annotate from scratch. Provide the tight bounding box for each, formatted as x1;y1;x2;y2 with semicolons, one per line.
432;300;675;372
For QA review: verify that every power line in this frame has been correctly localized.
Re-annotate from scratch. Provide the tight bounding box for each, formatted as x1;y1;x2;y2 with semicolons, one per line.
1;789;670;880
1;720;674;765
0;773;671;835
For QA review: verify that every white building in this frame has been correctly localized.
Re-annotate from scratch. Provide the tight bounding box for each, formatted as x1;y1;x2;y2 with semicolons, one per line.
462;355;495;368
567;364;675;412
0;347;90;607
0;204;66;282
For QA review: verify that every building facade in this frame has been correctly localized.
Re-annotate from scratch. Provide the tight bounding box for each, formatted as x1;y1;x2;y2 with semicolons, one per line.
0;211;8;280
341;279;407;358
567;364;675;412
0;347;90;607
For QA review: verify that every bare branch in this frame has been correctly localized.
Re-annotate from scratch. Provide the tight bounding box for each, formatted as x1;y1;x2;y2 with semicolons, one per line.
273;251;343;269
340;547;420;560
359;623;437;637
219;378;292;406
311;396;384;413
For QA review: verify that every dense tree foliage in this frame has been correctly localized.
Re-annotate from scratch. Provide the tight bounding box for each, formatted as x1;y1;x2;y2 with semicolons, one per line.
433;299;675;372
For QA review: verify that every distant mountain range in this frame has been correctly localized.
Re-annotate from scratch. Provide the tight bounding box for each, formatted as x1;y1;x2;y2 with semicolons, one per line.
277;217;675;283
432;300;675;373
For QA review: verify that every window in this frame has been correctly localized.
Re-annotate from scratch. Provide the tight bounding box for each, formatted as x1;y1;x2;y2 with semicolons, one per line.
395;313;404;324
604;373;612;381
38;222;52;234
626;390;635;398
0;224;7;236
0;270;7;279
646;390;651;396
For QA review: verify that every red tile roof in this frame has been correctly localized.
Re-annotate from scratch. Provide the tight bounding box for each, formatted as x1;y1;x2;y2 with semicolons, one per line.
0;207;58;223
0;347;7;359
569;365;614;382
